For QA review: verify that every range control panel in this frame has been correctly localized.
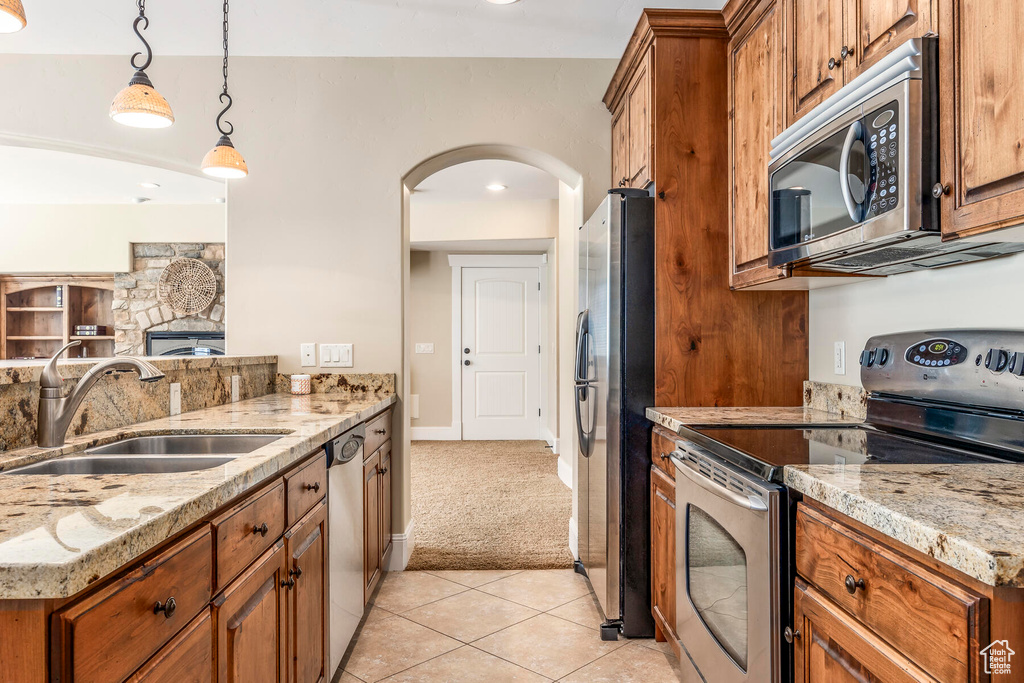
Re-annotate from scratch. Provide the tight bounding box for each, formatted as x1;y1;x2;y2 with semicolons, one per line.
861;329;1024;411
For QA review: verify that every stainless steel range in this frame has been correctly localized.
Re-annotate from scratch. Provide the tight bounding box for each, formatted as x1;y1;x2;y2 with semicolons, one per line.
666;330;1024;682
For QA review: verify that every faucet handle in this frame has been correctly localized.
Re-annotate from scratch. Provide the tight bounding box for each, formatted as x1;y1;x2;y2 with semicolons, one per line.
40;341;82;389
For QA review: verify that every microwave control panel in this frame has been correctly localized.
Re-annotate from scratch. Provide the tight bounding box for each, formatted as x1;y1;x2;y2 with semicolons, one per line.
866;101;900;217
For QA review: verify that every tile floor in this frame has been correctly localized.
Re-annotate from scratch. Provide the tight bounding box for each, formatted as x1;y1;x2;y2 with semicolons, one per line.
339;569;682;682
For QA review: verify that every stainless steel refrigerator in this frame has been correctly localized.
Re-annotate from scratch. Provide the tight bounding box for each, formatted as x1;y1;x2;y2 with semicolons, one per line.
575;188;656;640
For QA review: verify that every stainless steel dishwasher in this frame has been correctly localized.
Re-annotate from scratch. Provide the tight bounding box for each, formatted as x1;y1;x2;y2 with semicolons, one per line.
327;423;365;677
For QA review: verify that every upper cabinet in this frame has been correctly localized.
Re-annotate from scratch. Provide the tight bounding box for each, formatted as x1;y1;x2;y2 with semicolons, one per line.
847;0;933;75
609;49;653;190
938;0;1024;240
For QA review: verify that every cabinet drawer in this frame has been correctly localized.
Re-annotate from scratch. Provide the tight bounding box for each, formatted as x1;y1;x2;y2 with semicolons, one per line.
53;526;213;683
364;408;393;456
651;426;676;481
795;504;984;682
212;480;286;590
127;607;213;683
285;451;327;527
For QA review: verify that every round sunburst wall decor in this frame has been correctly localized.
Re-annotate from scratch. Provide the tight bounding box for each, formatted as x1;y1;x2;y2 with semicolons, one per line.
158;258;217;315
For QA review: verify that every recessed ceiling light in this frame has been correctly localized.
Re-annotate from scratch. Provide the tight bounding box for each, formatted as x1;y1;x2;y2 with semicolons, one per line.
486;184;508;191
139;182;161;189
214;197;226;204
486;0;521;4
131;197;151;204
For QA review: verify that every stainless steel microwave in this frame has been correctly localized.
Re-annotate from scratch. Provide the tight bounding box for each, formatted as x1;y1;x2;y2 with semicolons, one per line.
768;38;1024;274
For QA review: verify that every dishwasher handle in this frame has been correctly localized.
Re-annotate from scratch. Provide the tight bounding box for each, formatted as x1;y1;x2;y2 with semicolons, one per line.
669;450;769;512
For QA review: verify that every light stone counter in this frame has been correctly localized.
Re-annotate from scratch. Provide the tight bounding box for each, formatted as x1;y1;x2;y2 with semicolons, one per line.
0;391;395;600
786;464;1024;588
646;406;864;433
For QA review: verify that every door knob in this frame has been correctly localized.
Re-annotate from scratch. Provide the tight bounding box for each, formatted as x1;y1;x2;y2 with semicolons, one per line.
464;348;470;354
464;360;471;366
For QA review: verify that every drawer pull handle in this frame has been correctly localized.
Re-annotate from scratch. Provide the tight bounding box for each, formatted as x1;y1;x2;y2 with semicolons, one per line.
282;577;296;589
252;522;269;537
845;575;866;594
153;597;177;619
784;626;800;644
374;428;387;435
290;565;303;579
303;482;321;493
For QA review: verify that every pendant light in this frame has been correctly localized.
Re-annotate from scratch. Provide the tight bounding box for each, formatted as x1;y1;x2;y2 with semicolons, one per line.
109;0;174;128
0;0;27;33
201;0;248;179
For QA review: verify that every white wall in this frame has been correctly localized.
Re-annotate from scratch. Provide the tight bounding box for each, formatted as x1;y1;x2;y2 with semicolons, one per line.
0;54;615;539
0;204;225;273
810;251;1024;386
411;199;558;243
408;250;454;429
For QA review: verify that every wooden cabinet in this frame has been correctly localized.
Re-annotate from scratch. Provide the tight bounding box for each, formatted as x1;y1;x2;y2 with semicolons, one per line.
213;541;289;683
938;0;1024;241
612;103;629;189
609;50;652;190
650;465;678;655
363;408;394;603
211;480;286;591
846;0;933;76
127;609;214;683
285;502;328;683
380;440;393;565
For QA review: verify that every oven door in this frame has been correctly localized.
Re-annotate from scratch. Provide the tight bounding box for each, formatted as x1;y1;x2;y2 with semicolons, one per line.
671;445;782;683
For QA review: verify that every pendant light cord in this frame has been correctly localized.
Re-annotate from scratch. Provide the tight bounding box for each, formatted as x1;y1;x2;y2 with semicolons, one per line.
130;0;153;71
215;0;234;136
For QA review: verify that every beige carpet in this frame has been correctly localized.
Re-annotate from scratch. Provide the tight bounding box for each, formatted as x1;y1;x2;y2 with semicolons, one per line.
406;440;573;571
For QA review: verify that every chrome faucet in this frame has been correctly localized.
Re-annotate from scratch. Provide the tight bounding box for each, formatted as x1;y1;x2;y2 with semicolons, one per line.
37;341;165;448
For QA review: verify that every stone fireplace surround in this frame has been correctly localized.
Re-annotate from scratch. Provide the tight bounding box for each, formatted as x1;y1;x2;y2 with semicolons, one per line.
114;243;225;356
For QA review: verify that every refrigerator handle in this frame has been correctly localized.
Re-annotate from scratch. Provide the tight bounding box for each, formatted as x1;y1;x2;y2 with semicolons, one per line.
574;310;590;385
574;386;589;456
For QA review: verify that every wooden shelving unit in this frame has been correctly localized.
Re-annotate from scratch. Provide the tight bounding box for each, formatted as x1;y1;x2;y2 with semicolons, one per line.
1;276;115;360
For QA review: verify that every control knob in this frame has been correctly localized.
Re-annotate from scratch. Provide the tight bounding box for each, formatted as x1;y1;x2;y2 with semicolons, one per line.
985;349;1010;373
877;348;889;366
1011;352;1024;377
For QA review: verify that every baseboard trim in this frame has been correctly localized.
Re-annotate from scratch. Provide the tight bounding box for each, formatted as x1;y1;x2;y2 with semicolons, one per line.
410;425;460;441
387;518;415;571
557;454;572;490
569;516;579;560
542;429;558;454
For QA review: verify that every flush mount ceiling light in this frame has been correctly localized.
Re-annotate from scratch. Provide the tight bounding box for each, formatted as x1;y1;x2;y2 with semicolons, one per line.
139;181;160;189
0;0;27;33
109;0;174;129
201;0;248;179
485;0;521;4
486;183;508;191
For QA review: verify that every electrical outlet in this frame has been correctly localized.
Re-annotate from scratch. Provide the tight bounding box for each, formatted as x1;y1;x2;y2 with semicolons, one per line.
300;343;316;367
415;343;434;354
170;383;181;416
834;341;846;375
231;375;240;403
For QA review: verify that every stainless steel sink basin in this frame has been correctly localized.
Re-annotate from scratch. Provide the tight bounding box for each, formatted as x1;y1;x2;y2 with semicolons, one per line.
86;434;283;456
6;455;239;476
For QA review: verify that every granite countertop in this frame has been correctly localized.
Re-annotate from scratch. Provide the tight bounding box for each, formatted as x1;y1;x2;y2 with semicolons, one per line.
0;355;278;386
646;406;864;433
0;391;395;600
787;464;1024;588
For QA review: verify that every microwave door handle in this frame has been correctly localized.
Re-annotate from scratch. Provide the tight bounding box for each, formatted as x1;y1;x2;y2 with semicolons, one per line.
669;451;768;512
839;121;865;222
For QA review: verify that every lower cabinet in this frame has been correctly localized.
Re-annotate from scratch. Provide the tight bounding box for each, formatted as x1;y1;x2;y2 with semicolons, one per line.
363;408;394;604
285;502;328;683
650;465;678;652
127;608;214;683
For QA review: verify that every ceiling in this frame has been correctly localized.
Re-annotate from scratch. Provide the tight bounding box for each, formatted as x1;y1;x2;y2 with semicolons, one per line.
0;1;726;59
0;146;226;204
413;159;559;204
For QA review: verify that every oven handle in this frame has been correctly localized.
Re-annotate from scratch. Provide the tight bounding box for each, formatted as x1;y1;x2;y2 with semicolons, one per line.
839;120;867;222
669;450;769;512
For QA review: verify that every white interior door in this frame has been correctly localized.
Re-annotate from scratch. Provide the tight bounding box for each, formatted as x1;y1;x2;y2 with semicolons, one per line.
461;267;541;440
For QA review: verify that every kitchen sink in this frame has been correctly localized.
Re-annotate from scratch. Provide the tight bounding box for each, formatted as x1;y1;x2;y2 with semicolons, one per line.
86;434;283;455
2;433;284;476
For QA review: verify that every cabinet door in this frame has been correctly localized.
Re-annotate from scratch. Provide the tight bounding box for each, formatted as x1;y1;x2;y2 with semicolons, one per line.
793;582;933;683
213;541;288;683
784;0;845;124
285;502;328;683
845;0;932;77
379;441;393;567
730;2;790;288
626;51;652;189
612;102;629;189
363;450;381;601
127;608;214;683
939;0;1024;239
650;466;677;649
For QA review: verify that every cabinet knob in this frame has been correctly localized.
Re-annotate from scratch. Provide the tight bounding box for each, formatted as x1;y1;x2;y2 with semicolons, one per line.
153;597;177;619
379;466;388;476
290;565;303;579
784;626;800;644
840;45;853;59
374;428;387;435
845;574;866;594
932;182;951;198
828;57;842;71
282;577;296;589
618;178;627;187
303;482;321;493
252;522;269;537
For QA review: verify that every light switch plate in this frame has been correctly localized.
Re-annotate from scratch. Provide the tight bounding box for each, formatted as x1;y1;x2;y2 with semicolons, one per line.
834;341;846;375
415;343;434;354
300;343;316;367
339;343;353;368
170;383;181;416
231;375;240;403
320;343;354;368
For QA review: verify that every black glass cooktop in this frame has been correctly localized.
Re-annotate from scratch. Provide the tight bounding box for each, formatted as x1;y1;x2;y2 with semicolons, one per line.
681;425;1021;482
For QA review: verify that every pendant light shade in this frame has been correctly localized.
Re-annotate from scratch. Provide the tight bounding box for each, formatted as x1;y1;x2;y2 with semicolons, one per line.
109;71;174;129
202;0;248;179
111;1;174;129
0;0;26;33
201;134;248;179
